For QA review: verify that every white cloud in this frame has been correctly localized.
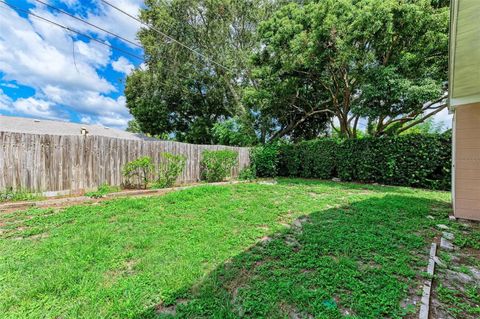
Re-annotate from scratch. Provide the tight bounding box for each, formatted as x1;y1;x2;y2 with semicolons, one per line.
0;89;13;111
42;86;128;113
433;107;453;129
0;1;143;129
86;0;144;47
74;40;112;67
58;0;79;7
112;56;134;74
13;97;63;120
0;82;19;89
80;115;93;124
51;0;144;48
96;114;131;127
0;89;66;120
0;8;114;93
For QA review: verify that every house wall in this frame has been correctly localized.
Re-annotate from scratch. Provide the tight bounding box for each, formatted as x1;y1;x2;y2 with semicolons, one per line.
454;102;480;220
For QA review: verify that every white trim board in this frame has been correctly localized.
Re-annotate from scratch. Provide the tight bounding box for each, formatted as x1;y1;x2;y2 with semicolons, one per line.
450;95;480;108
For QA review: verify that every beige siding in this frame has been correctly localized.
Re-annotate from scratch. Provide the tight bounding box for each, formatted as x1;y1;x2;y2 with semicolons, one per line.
454;103;480;220
449;0;480;105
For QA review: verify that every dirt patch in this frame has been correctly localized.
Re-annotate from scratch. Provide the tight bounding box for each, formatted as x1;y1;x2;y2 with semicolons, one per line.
347;190;374;196
278;210;296;223
29;232;49;240
103;259;139;287
358;260;383;271
308;192;321;199
292;215;310;229
224;268;253;316
284;234;301;251
399;283;423;319
260;236;272;244
225;268;251;295
155;298;189;316
124;259;137;275
278;302;314;319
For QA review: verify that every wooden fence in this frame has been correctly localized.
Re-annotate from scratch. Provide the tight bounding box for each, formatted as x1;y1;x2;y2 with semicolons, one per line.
0;132;250;193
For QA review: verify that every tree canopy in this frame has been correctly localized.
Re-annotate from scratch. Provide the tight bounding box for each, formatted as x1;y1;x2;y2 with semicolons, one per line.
125;0;450;144
249;0;449;138
125;0;277;144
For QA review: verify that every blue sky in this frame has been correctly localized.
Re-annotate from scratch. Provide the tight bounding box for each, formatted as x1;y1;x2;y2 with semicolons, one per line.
0;0;144;129
0;0;453;131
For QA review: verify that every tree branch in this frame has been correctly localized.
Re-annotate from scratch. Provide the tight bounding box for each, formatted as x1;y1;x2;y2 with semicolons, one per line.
396;103;448;134
268;107;333;141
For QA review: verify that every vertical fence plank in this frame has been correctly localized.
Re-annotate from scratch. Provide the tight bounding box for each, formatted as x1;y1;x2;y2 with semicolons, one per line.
0;133;250;192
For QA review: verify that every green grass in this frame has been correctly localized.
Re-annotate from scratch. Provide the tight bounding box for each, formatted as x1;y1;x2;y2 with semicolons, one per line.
85;183;121;198
0;179;452;318
0;188;42;203
437;284;480;317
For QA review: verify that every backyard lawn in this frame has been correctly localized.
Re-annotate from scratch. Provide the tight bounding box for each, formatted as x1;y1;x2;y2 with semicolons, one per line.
0;179;461;318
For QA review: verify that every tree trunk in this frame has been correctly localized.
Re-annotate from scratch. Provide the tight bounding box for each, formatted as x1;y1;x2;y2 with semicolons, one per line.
338;115;351;138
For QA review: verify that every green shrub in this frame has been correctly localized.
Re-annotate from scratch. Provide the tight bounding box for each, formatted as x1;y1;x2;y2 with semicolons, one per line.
122;156;154;189
278;139;337;179
251;144;279;177
238;166;256;181
274;134;451;190
201;150;238;182
153;153;186;188
0;187;42;202
85;184;120;198
335;134;451;190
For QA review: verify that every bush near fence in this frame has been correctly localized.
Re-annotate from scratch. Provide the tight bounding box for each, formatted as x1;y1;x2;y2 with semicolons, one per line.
200;150;238;183
0;132;250;193
252;134;452;190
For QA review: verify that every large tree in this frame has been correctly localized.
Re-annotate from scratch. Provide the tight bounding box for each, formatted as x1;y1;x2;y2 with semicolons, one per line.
249;0;449;138
125;0;278;144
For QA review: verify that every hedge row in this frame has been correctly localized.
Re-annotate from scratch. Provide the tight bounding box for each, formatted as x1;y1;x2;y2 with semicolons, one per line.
252;134;452;190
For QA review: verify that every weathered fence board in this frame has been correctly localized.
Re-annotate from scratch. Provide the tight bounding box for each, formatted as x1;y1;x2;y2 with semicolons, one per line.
0;132;250;192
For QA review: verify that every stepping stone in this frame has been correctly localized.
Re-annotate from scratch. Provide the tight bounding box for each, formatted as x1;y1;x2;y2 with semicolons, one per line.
258;180;277;185
260;236;272;244
436;224;449;230
469;267;480;280
440;237;454;251
293;216;309;228
293;219;303;228
446;269;474;284
433;256;446;268
442;232;454;240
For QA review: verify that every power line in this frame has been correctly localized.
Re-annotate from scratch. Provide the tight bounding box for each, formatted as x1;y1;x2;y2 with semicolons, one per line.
0;0;144;61
99;0;232;73
1;1;209;87
33;0;142;49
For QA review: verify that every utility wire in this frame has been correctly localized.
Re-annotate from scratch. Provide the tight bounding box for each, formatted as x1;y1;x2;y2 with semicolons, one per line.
99;0;232;72
0;0;144;61
33;0;142;49
1;1;205;87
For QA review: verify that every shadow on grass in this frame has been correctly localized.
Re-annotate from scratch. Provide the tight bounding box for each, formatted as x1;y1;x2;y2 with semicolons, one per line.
135;194;451;319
